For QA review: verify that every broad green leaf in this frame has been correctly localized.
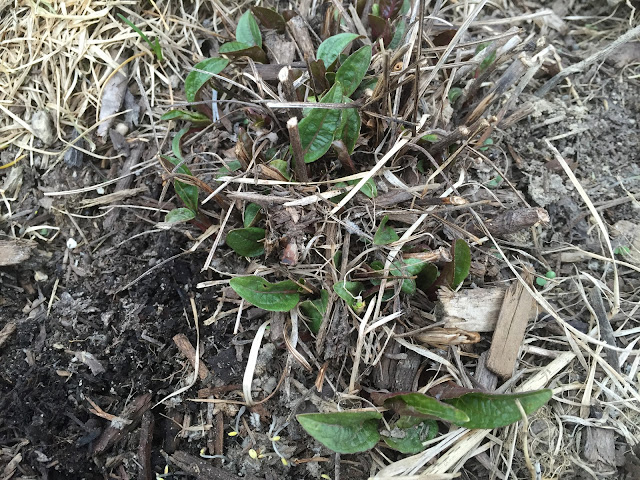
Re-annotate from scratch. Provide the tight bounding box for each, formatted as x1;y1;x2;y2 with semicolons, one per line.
229;276;299;311
333;281;364;310
243;203;262;228
185;57;230;102
451;239;471;289
161;109;211;125
298;82;344;163
347;178;377;198
336;46;371;97
236;10;262;47
226;228;265;257
165;154;199;213
220;41;251;52
421;134;439;142
448;87;463;104
383;418;437;454
172;126;189;161
164;207;196;224
316;33;360;69
388;18;406;50
299;290;329;334
444;390;552;429
339;105;360;153
377;392;470;425
374;215;399;245
251;6;286;33
297;411;382;454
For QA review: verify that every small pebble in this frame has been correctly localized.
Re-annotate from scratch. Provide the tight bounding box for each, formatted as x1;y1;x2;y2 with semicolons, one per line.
31;110;56;146
66;238;78;250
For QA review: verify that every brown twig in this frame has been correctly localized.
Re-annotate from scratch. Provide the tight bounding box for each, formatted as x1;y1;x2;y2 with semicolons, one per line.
173;333;212;382
287;117;309;182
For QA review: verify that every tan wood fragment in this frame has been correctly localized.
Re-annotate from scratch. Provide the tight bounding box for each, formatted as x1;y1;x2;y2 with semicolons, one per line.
438;287;505;332
487;270;537;378
173;333;212;382
0;239;36;266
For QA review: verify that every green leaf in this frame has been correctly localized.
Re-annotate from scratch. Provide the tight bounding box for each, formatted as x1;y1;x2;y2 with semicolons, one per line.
165;153;199;213
383;418;437;454
161;109;211;125
164;207;196;224
374;215;399;245
378;392;470;425
416;263;438;291
220;40;251;52
316;33;360;69
216;159;243;178
297;411;382;454
388;18;406;50
172;126;189;161
339;106;360;153
448;87;463;104
347;178;377;198
229;276;300;311
333;281;364;311
298;82;344;163
236;10;262;47
185;57;230;103
117;14;163;62
336;46;371;97
299;290;329;334
226;228;265;257
243;203;262;228
451;239;471;289
220;42;268;63
269;159;291;180
443;390;552;429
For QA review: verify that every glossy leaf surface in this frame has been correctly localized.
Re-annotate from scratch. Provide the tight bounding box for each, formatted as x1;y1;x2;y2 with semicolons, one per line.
297;411;382;454
298;82;343;163
335;46;371;97
316;33;360;69
185;57;229;102
229;276;299;311
226;228;265;257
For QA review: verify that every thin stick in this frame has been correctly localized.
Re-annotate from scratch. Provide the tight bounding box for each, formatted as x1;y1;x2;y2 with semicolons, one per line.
287;117;309;182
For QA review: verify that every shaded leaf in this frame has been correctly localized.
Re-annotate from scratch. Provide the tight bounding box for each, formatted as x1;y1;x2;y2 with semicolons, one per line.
416;263;438;291
297;411;382;454
298;82;344;163
379;0;404;20
243;203;262;228
251;6;286;33
383;418;437;454
368;15;392;46
269;159;291;180
185;57;230;102
388;18;406;50
216;159;243;178
443;390;553;429
374;215;399;245
336;46;372;97
165;208;196;224
339;106;360;153
309;59;330;93
236;10;262;47
299;290;329;334
333;281;364;310
161;109;211;125
372;392;470;425
229;276;299;311
219;42;268;63
165;150;199;213
316;33;360;69
347;178;377;198
226;228;265;257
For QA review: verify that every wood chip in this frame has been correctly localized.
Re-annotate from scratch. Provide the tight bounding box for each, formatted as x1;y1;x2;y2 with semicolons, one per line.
173;333;212;382
487;269;537;378
0;239;36;266
439;287;505;332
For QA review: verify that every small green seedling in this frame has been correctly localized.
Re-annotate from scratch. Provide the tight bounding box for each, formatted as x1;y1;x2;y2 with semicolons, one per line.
536;270;556;287
117;14;163;62
614;245;631;256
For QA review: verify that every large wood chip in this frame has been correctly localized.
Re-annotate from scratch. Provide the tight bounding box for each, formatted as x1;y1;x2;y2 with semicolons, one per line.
487;269;537;378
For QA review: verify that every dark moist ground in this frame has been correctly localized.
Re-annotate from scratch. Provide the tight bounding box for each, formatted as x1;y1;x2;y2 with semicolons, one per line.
2;3;640;480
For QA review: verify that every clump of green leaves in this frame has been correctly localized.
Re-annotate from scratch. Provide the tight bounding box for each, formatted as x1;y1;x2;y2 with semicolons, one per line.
298;388;552;454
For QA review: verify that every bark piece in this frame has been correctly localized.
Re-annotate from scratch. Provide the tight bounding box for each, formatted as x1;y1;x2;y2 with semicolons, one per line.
287;15;316;62
92;393;153;455
0;322;17;349
137;411;154;480
471;208;549;236
487;270;537;378
0;239;36;266
438;287;505;332
583;426;616;470
589;288;620;374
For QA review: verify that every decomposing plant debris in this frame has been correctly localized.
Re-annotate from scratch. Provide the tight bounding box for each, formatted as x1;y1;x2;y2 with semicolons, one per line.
1;1;640;479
